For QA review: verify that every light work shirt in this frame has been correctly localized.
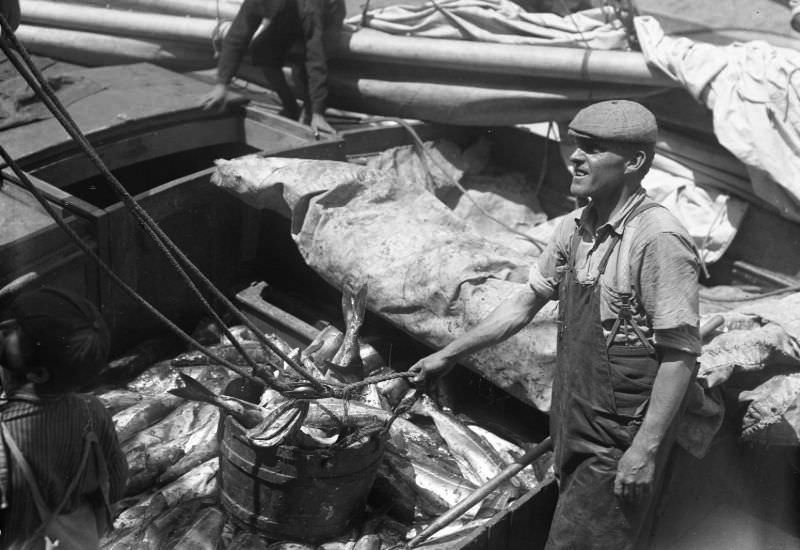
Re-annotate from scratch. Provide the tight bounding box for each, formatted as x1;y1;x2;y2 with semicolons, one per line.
529;189;701;355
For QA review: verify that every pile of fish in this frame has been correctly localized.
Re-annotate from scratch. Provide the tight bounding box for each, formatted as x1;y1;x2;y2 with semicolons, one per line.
699;290;800;445
94;286;554;550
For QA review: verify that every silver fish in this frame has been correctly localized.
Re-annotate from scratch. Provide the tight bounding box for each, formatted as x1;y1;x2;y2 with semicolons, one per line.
98;337;180;387
169;372;267;428
303;324;345;369
414;395;515;487
739;371;800;445
142;497;212;549
328;283;368;382
226;531;268;550
466;423;542;490
247;399;310;448
160;458;219;506
113;393;184;443
308;398;440;450
173;506;226;550
157;427;219;485
95;388;143;415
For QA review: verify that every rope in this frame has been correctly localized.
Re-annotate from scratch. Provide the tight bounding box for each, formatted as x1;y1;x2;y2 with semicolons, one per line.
0;16;327;394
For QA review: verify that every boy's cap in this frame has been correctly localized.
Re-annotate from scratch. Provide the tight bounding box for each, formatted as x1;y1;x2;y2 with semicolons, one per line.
568;100;658;144
9;287;109;382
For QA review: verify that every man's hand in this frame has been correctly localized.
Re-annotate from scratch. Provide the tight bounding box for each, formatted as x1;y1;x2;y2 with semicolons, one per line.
201;84;233;111
614;443;657;503
310;112;336;139
408;350;455;384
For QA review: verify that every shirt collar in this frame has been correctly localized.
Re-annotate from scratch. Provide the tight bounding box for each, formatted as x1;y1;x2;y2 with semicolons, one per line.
573;188;648;238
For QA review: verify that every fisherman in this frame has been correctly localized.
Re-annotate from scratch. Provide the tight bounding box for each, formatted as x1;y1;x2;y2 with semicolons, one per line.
201;0;345;138
409;100;700;549
0;287;128;549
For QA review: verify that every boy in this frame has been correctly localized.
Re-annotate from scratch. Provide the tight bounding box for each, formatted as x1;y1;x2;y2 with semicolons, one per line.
0;287;128;549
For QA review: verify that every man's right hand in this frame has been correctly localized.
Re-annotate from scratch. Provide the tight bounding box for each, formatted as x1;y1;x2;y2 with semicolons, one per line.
201;84;232;111
408;350;455;384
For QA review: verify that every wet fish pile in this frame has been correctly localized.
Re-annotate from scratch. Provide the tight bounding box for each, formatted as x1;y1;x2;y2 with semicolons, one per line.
95;289;554;549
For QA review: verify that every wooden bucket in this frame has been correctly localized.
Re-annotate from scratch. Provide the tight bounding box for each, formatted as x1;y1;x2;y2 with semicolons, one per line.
218;380;386;543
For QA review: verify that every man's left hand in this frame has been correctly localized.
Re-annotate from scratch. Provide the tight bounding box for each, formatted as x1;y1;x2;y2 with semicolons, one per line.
614;444;657;503
310;112;336;139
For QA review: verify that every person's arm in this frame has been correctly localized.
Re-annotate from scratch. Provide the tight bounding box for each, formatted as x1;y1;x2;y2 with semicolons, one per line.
614;348;695;501
202;0;263;110
409;288;550;383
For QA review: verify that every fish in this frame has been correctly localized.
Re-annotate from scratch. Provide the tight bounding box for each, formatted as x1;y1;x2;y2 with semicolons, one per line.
699;323;800;387
308;398;440;450
247;399;310;448
169;372;267;428
157;428;219;485
95;388;143;415
328;283;368;382
171;342;276;368
359;382;389;411
123;403;219;495
465;423;542;490
173;506;226;550
353;534;382;550
303;324;345;369
414;395;515;487
125;361;234;397
739;372;800;445
160;457;219;506
112;492;168;533
382;440;480;518
141;497;212;549
96;337;181;387
113;393;184;443
226;531;269;550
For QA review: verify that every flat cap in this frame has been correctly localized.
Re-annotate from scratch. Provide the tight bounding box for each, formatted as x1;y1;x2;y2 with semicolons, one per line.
568;100;658;144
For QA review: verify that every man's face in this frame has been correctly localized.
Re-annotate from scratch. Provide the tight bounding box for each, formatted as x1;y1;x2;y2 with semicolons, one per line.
568;137;636;201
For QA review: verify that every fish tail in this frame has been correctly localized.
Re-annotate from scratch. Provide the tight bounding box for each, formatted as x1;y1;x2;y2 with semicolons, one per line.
168;373;217;404
341;282;368;327
352;282;368;326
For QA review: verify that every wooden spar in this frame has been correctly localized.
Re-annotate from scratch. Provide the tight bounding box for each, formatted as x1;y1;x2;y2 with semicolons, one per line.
329;28;679;88
20;0;223;45
237;63;664;126
51;0;241;20
20;0;674;90
14;25;216;70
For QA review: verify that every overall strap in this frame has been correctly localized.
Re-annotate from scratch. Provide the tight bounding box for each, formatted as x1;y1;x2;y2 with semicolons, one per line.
604;201;663;351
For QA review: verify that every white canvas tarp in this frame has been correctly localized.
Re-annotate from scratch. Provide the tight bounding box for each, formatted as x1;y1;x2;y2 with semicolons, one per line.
636;16;800;222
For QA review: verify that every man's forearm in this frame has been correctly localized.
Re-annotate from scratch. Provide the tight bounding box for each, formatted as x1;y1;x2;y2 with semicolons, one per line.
631;348;696;452
438;289;549;362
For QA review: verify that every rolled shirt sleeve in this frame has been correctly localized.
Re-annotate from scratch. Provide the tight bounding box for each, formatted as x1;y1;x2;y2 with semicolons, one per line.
528;212;578;300
637;231;701;355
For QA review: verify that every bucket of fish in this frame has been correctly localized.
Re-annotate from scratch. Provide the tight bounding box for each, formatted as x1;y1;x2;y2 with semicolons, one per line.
217;377;388;543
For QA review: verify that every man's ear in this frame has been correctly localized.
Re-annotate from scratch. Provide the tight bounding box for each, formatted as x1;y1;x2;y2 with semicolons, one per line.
624;149;647;174
26;367;49;384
